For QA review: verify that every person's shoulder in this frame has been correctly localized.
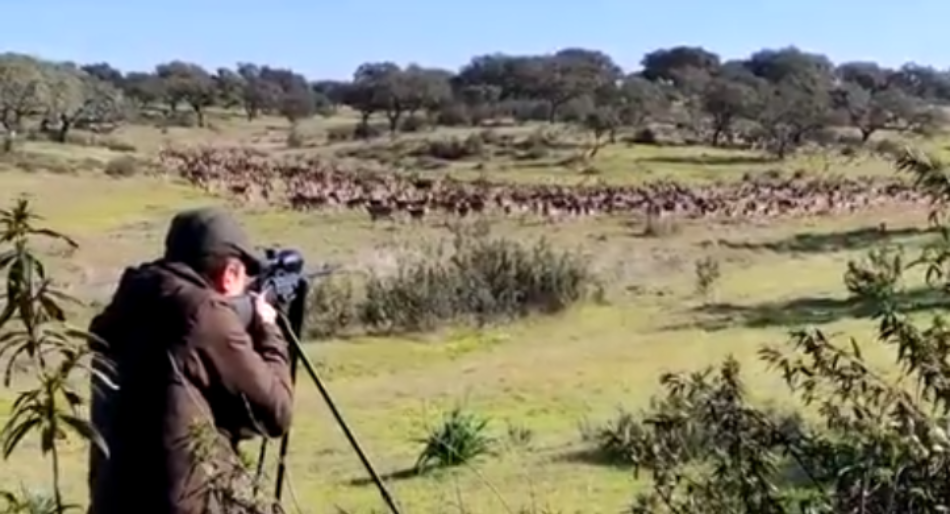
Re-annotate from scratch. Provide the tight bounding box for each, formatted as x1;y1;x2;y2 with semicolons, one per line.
190;288;243;328
136;262;226;328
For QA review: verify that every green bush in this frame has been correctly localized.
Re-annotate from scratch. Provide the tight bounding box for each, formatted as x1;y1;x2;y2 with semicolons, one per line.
304;275;357;340
399;114;427;133
604;149;950;513
300;225;597;338
358;227;596;334
582;377;805;470
284;124;305;149
103;155;139;177
409;135;485;161
414;407;494;474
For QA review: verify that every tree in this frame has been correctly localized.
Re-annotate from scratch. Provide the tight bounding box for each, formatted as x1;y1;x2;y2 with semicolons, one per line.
350;62;407;134
277;83;317;123
836;61;893;92
0;54;49;132
256;66;318;123
311;80;349;106
80;62;124;89
42;64;124;142
581;106;619;158
122;71;164;111
235;63;280;120
400;65;453;121
832;81;917;142
155;61;216;126
641;46;721;91
743;46;835;86
456;84;501;125
742;48;835;158
751;79;832;159
615;75;667;130
455;54;539;100
889;63;950;100
700;76;759;146
533;48;623;121
213;67;245;110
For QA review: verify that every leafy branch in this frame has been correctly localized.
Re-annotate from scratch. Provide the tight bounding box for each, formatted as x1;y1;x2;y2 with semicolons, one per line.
0;198;110;513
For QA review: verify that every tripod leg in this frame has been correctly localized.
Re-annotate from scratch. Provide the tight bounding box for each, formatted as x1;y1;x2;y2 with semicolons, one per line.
271;278;402;514
273;341;299;502
254;440;268;494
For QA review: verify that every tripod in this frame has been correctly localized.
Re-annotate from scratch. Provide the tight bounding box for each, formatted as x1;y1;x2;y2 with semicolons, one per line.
252;278;402;514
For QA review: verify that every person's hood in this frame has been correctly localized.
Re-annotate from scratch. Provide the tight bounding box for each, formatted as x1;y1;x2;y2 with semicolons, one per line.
89;260;207;357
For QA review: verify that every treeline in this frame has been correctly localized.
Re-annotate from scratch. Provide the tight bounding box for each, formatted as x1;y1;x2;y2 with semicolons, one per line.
1;46;948;156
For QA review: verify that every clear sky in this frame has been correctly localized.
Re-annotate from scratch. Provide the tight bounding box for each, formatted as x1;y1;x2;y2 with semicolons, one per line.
5;0;949;80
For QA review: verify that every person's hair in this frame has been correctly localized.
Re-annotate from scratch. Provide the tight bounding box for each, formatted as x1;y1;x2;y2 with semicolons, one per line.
193;251;242;281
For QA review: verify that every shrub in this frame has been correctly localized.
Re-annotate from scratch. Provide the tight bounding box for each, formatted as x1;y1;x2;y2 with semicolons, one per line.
399;114;427;133
414;407;494;474
285;124;305;149
629;127;660;145
100;139;137;153
325;124;354;143
304;275;357;340
411;135;484;161
872;138;904;159
358;226;596;334
615;150;950;513
162;111;198;128
436;104;472;127
582;369;805;470
353;122;384;140
0;199;106;513
326;122;386;143
103;155;139;177
694;255;721;303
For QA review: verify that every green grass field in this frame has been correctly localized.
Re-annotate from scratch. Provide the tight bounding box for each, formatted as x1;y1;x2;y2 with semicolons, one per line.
0;112;939;513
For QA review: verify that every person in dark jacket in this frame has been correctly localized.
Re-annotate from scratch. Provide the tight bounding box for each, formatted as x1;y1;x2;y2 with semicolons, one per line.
86;207;295;514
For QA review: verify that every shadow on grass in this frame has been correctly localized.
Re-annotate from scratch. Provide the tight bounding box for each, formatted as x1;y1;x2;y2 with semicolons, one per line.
637;154;774;166
555;447;631;470
717;225;934;255
346;467;420;487
557;444;818;491
687;287;946;331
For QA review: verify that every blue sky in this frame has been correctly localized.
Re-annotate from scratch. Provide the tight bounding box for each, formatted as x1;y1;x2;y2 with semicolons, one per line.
5;0;949;80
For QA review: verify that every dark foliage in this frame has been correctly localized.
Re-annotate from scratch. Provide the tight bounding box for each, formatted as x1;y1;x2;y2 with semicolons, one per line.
3;45;949;159
583;149;950;513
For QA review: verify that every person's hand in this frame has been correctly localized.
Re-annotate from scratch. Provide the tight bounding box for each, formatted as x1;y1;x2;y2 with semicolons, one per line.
251;292;277;326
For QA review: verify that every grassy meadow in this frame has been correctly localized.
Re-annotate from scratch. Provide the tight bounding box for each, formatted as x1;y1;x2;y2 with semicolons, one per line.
0;110;941;513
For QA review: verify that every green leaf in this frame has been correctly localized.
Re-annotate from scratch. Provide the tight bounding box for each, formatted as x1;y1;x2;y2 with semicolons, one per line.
37;293;66;323
850;338;863;361
0;249;17;269
62;389;83;408
62;415;108;457
0;417;40;459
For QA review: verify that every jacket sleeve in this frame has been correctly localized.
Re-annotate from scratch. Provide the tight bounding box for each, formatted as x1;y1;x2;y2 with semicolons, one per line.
187;298;294;438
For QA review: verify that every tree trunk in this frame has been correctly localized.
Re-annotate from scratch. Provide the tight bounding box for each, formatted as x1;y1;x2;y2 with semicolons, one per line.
55;115;72;143
193;106;205;128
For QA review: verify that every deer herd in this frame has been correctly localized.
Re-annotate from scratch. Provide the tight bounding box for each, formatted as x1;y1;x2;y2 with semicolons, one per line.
159;146;928;225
